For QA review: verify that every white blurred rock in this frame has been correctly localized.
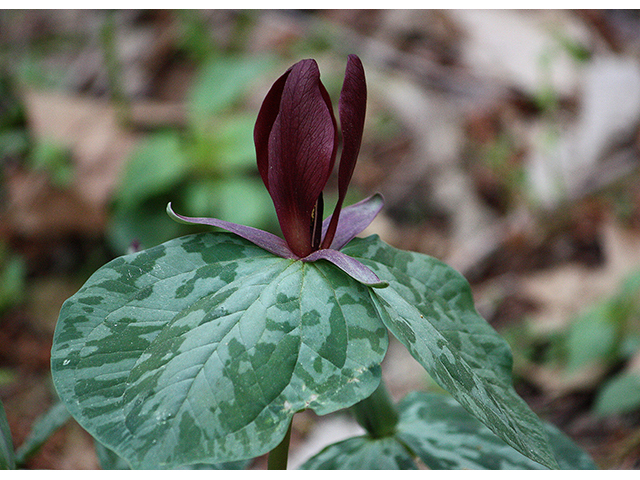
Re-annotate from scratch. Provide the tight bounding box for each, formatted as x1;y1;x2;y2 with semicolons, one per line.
287;414;365;469
375;74;497;244
449;10;586;97
527;56;640;207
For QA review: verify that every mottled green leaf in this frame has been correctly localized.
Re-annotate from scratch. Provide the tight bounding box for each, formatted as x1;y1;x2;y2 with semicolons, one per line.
302;392;595;470
94;440;250;470
14;402;71;466
300;435;416;470
52;233;387;468
396;392;596;470
0;400;15;470
95;440;132;469
342;236;559;469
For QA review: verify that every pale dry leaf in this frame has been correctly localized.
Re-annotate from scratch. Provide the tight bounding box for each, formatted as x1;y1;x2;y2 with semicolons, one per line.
521;219;640;334
22;89;139;208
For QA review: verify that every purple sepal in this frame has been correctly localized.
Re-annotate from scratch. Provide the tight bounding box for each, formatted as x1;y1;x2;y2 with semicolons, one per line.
302;248;387;288
322;193;384;250
166;203;296;259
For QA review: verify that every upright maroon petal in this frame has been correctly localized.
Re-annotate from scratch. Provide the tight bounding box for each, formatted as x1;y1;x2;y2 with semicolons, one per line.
322;54;367;249
267;59;338;257
337;55;367;196
254;67;292;192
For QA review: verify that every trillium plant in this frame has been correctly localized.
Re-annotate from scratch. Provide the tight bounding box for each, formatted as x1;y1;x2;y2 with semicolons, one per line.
49;55;595;470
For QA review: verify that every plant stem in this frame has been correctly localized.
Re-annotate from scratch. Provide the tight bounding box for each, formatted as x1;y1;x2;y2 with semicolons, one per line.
267;419;292;470
100;11;131;125
350;379;399;439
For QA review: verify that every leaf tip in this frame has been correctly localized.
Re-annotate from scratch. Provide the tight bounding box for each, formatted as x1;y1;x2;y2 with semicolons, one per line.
166;202;187;225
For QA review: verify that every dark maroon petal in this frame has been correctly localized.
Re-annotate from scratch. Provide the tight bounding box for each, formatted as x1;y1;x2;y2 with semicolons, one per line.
322;54;367;249
166;203;296;259
254;66;292;192
267;59;337;257
302;248;387;287
337;55;367;197
321;194;384;250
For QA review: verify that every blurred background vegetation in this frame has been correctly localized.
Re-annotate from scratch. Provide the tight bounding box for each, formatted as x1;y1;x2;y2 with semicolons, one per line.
1;9;640;469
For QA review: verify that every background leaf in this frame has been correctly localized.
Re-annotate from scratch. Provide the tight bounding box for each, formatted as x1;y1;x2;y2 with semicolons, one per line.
14;402;71;466
187;56;275;122
181;177;274;229
565;301;621;372
0;400;15;470
209;113;262;172
343;235;559;469
108;196;189;252
52;232;387;468
0;242;26;314
594;370;640;415
115;132;189;209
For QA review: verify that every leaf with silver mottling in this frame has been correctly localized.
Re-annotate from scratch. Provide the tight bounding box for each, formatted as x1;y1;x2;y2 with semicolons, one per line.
342;235;559;469
52;233;387;469
301;391;596;470
396;392;596;470
300;436;416;470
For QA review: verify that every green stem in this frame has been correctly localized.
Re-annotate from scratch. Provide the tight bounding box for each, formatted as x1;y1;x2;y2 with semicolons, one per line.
100;11;131;125
350;379;399;439
267;419;292;470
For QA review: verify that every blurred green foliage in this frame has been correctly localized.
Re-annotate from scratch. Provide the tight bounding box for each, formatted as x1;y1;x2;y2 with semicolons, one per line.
28;140;74;187
0;241;26;314
108;54;279;254
1;66;74;188
0;72;28;320
0;72;29;195
505;269;640;416
565;272;640;374
174;10;218;63
0;398;15;469
595;370;640;416
534;31;590;114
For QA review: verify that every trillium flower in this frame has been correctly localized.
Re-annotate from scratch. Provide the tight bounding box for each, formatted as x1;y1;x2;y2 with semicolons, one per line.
168;54;386;287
